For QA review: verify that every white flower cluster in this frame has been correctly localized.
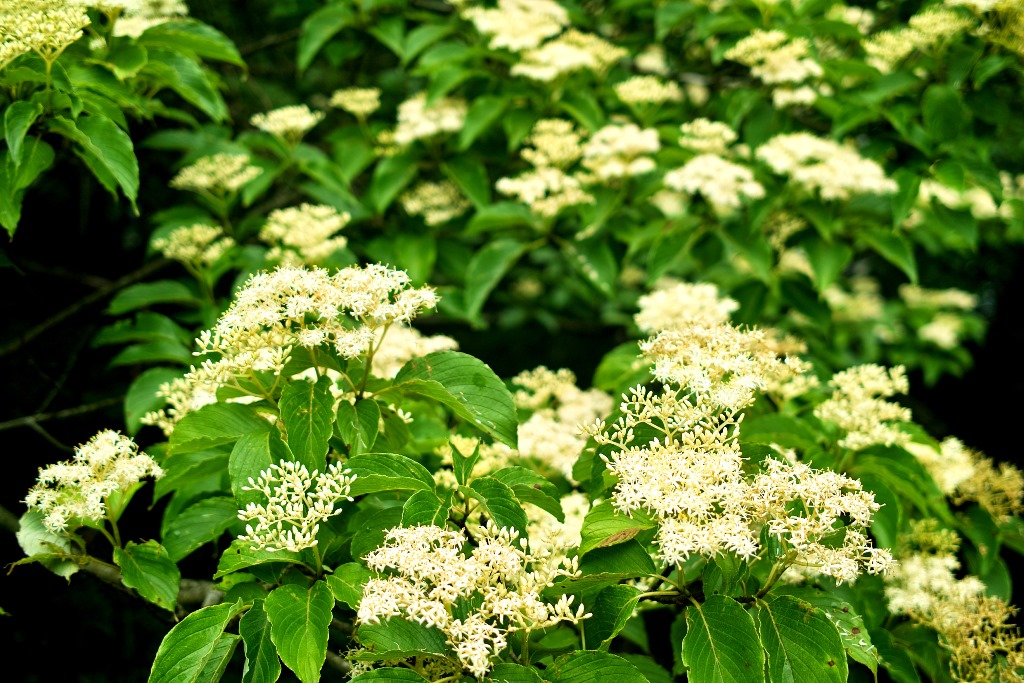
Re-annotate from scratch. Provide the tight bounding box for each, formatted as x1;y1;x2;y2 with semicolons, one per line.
635;281;739;334
152;223;235;269
915;179;999;220
104;0;188;38
462;0;568;52
634;45;669;75
756;132;898;200
237;459;355;552
823;276;885;323
356;523;588;678
827;5;875;34
614;75;683;105
259;203;350;266
814;364;912;450
25;431;163;533
580;122;660;182
678;118;738;155
169;153;264;196
370;325;459;379
512;366;613;481
511;29;627;81
725;29;824;107
329;87;381;119
864;8;974;72
899;284;978;311
0;0;89;68
250;104;324;142
663;154;765;214
393;93;467;146
521;119;583;169
400;180;472;225
899;282;980;351
496;167;593;218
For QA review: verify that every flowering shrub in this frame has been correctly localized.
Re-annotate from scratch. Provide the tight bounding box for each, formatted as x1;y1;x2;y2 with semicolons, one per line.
5;1;1024;682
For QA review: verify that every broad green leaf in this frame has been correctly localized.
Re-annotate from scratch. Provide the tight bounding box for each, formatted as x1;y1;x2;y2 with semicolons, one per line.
107;280;201;315
922;85;968;141
140;20;243;65
858;474;899;549
114;540;181;612
402;489;452;527
578;501;656;556
48;115;139;210
279;376;334;473
346;453;435;495
355;617;452;660
170;403;271;455
489;466;564;521
805;238;853;293
403;24;454;65
367;152;418;214
451;438;481;486
336;399;381;457
546;651;649;683
298;3;355;71
162;496;238;562
489;662;544;682
870;627;920;683
558;90;606;132
682;595;765;683
154;450;229;502
779;587;878;675
442;156;491;208
0;139;55;236
579;540;658;579
462;476;529;535
587;585;643;650
861;230;917;283
240;600;281;683
109;339;193;367
756;596;847;683
462;239;526;323
4;100;43;166
148;601;245;683
591;341;649;395
327;562;374;610
15;510;78;578
458;95;511;150
215;539;305;578
369;16;405;59
570;239;618;296
230;430;292;508
464;201;537;235
266;582;333;683
196;634;241;683
124;367;182;435
350;669;428;682
145;49;229;121
107;43;148;79
395;351;518;448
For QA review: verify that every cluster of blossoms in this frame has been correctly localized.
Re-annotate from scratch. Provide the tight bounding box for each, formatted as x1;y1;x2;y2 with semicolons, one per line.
400;180;472;226
354;523;588;678
635;281;738;333
511;367;613;482
613;75;683;105
25;431;162;534
579;122;660;183
169;153;264;196
897;283;981;349
151;223;234;270
914;179;1000;221
827;4;876;34
724;29;824;107
823;276;886;324
521;119;583;169
461;0;568;51
814;364;912;450
756;133;898;200
393;94;467;146
906;437;1024;522
886;521;1024;682
237;459;355;552
258;203;350;266
864;8;975;72
143;265;438;434
90;0;188;39
511;29;627;82
663;154;765;215
0;0;89;69
329;87;381;120
250;104;324;143
677;118;739;155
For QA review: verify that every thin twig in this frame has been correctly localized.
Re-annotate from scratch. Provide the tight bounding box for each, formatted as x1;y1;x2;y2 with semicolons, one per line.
0;397;122;432
325;651;352;676
239;28;302;57
0;258;170;358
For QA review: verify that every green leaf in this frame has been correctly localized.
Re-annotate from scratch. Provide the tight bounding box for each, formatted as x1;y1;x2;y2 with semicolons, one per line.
107;280;201;315
114;540;181;612
369;17;405;59
240;600;281;683
15;510;78;579
336;399;381;457
50;115;138;210
570;239;618;296
0;139;55;236
442;156;491;208
265;582;334;683
682;595;765;683
355;617;452;660
368;152;418;214
196;634;241;683
871;627;920;683
402;489;452;527
805;238;852;293
458;95;510;151
464;201;537;235
140;20;243;66
279;376;334;473
779;587;878;675
558;90;606;132
148;601;245;683
451;438;481;486
587;585;644;650
462;239;526;323
922;85;968;142
580;540;657;579
162;496;238;562
394;351;519;448
170;403;271;455
546;651;649;683
326;562;374;610
215;539;306;578
298;3;355;71
489;662;544;682
125;367;182;435
578;501;656;556
230;430;292;509
107;43;149;79
403;24;454;65
144;49;229;121
350;670;428;682
861;230;917;283
489;466;564;521
755;596;847;683
462;476;529;535
4;100;43;166
346;452;435;495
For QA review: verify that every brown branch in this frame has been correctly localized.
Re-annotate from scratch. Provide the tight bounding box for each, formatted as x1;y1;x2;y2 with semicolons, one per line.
0;258;170;358
0;397;122;432
239;28;302;57
325;651;352;676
